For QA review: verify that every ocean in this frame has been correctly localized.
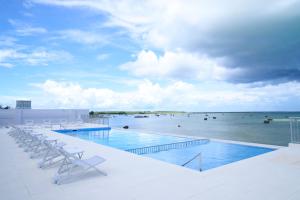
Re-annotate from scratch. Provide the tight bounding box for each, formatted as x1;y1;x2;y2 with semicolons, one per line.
109;112;300;146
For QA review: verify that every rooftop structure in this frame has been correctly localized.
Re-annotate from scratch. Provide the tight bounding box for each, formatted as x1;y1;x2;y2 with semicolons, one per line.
16;100;31;109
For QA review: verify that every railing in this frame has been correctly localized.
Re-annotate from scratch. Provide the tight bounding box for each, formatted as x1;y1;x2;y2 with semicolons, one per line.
182;152;202;171
126;139;209;155
88;130;110;140
59;124;66;130
82;116;110;127
290;117;300;144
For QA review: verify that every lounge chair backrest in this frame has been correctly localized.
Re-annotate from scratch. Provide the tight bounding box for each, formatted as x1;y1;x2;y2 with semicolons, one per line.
24;119;34;124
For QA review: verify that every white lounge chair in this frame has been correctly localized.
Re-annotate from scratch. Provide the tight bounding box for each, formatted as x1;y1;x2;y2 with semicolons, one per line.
24;134;47;152
38;141;66;168
30;137;58;159
53;148;106;184
24;120;34;126
42;119;52;129
16;130;40;148
7;126;19;137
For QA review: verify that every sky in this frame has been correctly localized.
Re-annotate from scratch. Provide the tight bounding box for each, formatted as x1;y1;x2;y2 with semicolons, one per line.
1;0;300;111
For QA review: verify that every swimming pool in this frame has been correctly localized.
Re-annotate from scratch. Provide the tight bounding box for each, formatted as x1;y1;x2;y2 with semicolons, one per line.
56;127;194;150
55;127;275;171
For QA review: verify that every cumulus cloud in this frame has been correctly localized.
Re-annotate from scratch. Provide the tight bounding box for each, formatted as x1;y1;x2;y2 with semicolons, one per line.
32;79;300;111
120;50;242;81
30;0;300;83
34;79;188;109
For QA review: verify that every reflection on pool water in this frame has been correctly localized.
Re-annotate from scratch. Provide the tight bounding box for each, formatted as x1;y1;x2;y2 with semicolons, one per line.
55;127;275;171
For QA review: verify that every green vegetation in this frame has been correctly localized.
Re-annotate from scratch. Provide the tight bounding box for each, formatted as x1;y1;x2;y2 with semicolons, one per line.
89;110;186;116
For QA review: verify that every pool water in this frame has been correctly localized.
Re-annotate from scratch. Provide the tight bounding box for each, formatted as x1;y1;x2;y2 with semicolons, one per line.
145;141;273;171
55;128;275;171
56;127;193;150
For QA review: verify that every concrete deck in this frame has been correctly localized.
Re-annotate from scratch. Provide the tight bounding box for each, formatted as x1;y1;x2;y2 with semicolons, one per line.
1;126;300;200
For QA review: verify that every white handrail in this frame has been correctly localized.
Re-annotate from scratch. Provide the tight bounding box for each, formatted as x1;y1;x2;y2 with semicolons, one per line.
182;152;202;171
290;117;300;144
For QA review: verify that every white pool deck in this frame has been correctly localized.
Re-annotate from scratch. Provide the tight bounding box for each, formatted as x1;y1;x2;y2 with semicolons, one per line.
1;125;300;200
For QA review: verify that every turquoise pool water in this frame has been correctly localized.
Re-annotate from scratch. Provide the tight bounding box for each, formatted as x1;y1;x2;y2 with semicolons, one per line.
55;127;275;171
145;141;273;171
56;127;192;150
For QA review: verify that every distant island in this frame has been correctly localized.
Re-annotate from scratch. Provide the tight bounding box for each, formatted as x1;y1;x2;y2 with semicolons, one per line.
89;111;299;116
89;111;186;116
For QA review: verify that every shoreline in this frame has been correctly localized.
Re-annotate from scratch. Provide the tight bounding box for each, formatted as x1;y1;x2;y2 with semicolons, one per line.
90;111;300;115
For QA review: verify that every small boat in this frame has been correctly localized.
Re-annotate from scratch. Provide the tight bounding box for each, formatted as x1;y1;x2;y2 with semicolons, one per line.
263;120;270;124
134;115;149;118
123;125;129;129
204;118;208;120
212;117;216;119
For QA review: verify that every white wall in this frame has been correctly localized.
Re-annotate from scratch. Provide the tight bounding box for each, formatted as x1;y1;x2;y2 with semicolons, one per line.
0;109;89;125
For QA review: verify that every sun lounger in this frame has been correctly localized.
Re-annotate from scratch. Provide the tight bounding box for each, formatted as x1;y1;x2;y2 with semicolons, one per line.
24;134;47;152
30;137;58;158
53;148;106;184
38;141;66;168
7;124;107;185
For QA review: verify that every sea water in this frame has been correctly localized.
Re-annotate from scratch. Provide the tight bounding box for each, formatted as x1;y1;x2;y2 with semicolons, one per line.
109;112;300;146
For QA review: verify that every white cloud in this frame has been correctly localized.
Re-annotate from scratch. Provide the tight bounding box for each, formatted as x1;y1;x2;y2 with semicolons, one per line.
0;49;21;68
32;79;300;111
58;29;107;45
8;19;47;36
96;53;109;61
17;27;47;36
29;0;299;49
30;0;300;84
0;48;73;67
0;36;18;47
0;63;14;68
24;49;73;65
120;50;241;81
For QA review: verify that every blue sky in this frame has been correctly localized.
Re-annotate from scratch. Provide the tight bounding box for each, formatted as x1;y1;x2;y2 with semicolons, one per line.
1;0;300;111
